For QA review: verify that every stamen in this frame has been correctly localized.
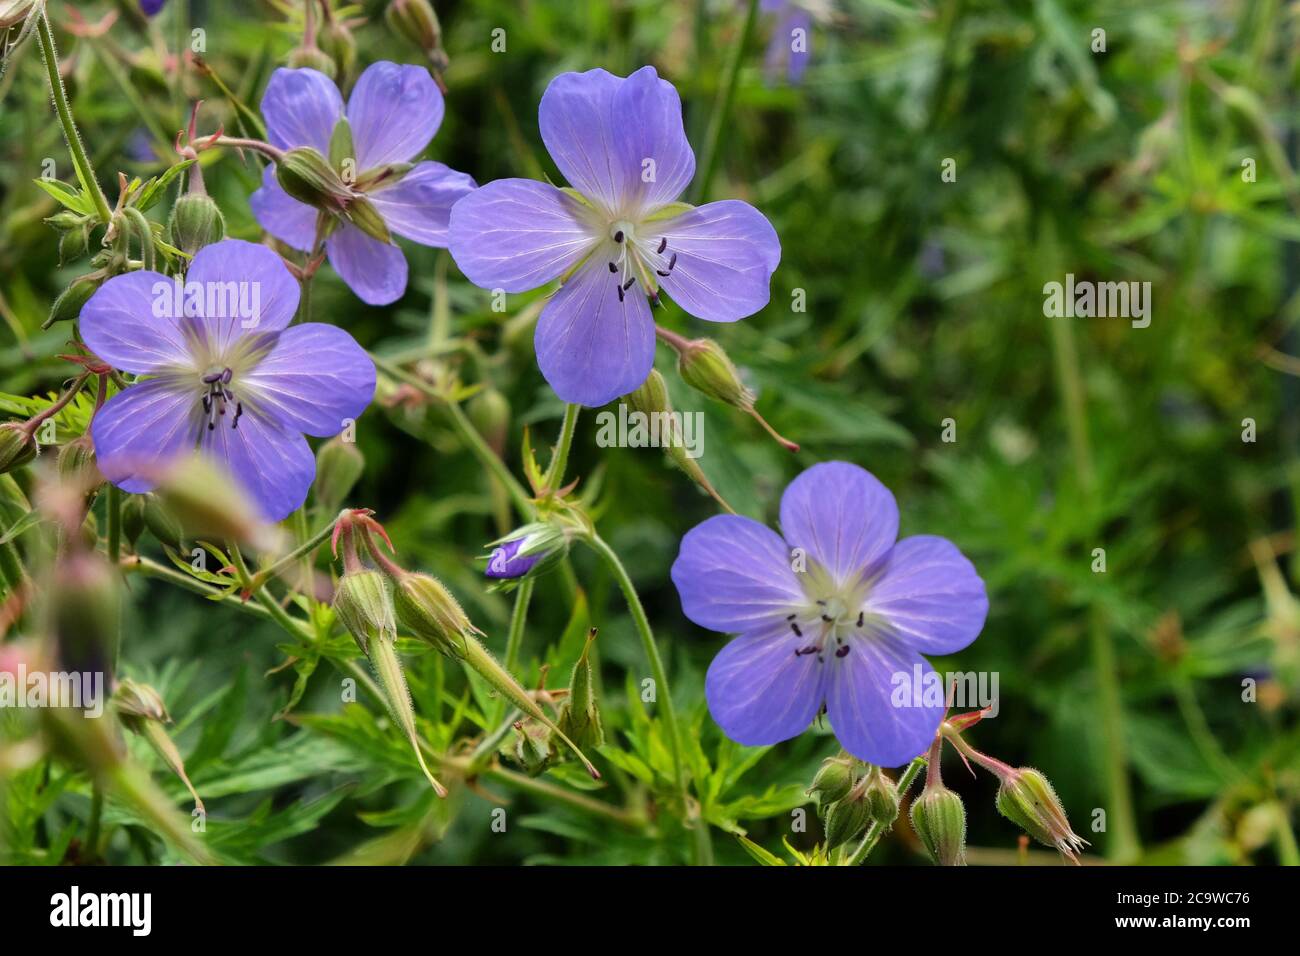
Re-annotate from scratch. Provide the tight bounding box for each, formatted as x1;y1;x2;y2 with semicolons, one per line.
614;230;624;243
622;277;635;291
608;262;617;273
835;645;850;658
656;237;667;254
856;611;865;628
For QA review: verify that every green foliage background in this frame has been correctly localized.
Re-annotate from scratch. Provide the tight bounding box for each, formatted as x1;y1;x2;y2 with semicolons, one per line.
1;0;1298;865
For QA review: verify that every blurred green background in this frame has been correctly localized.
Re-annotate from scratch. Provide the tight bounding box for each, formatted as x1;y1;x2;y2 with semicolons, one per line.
1;0;1298;864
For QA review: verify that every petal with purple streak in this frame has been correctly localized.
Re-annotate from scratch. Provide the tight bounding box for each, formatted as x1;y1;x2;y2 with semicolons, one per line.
611;65;695;213
91;377;199;493
347;62;444;171
200;406;315;522
671;514;805;634
486;539;541;579
239;324;375;438
705;622;828;747
533;255;655;406
325;225;408;306
448;178;597;292
368;161;476;247
80;271;194;375
862;535;988;655
185;239;301;355
654;200;780;322
827;634;943;767
538;69;630;216
249;165;319;253
779;461;898;586
261;68;344;154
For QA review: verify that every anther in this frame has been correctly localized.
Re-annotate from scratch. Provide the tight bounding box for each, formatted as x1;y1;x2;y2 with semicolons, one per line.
790;623;802;637
608;262;617;273
835;645;850;658
856;611;864;628
614;230;624;243
656;237;667;254
622;277;635;291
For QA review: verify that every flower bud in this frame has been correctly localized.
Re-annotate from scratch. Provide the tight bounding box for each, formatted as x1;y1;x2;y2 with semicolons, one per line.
141;492;183;550
558;629;603;750
862;764;900;828
286;44;337;77
468;387;510;456
995;767;1088;861
332;568;395;656
46;550;121;680
46;276;103;328
0;421;36;474
677;338;755;410
484;522;568;582
319;20;357;83
57;434;103;492
153;454;279;551
504;718;556;776
121;492;146;548
389;570;473;657
807;755;854;808
910;785;967;866
112;678;205;811
385;0;448;71
823;794;870;850
276;146;354;214
314;436;364;514
167;192;226;258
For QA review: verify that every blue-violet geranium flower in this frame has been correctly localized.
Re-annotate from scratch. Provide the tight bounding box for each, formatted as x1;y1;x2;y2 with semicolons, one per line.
671;461;989;766
448;66;781;407
82;239;376;522
251;61;476;306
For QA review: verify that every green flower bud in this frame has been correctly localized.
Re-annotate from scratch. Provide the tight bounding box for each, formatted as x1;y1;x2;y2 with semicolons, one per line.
319;21;357;83
45;276;103;328
995;767;1088;861
558;629;603;750
121;493;146;548
141;493;183;550
807;755;854;808
314;436;364;514
332;568;396;656
504;718;556;776
385;0;448;71
286;44;337;78
0;421;36;474
677;338;755;410
910;785;967;866
862;764;900;828
390;570;473;658
154;455;279;551
56;434;102;491
468;387;510;456
46;550;121;679
167;192;226;258
823;794;870;850
112;678;205;811
276;146;354;214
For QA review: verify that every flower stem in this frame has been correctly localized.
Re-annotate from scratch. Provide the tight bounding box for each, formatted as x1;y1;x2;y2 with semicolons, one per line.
245;509;342;595
493;577;534;725
844;756;926;865
692;0;760;204
105;485;122;564
1046;311;1140;862
85;782;103;860
545;403;580;491
35;10;112;223
585;531;708;861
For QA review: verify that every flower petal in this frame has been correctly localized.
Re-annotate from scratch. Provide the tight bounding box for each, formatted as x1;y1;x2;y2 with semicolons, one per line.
185;239;301;355
347;62;443;171
826;636;943;767
611;65;695;212
779;461;898;585
672;514;805;634
91;377;198;493
533;256;654;406
261;68;344;154
200;407;315;522
654;200;780;322
368;161;476;247
240;324;376;438
863;535;988;655
448;178;597;291
80;271;193;375
249;164;319;253
325;225;409;306
538;68;630;215
705;623;827;747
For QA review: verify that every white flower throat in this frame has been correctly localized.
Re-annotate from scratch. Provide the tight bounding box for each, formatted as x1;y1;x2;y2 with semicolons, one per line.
605;219;678;304
787;565;878;664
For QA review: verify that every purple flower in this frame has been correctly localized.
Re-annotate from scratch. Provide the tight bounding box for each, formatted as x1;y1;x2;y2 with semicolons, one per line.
763;2;813;86
141;0;167;16
671;462;989;766
485;538;541;579
81;239;376;522
251;62;476;306
448;66;781;407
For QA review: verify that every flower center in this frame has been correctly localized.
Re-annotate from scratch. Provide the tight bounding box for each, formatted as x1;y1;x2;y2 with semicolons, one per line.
606;219;678;305
200;366;243;432
786;574;874;664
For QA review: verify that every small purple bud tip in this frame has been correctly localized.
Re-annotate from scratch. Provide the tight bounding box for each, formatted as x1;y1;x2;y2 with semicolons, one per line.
485;538;542;579
141;0;168;16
